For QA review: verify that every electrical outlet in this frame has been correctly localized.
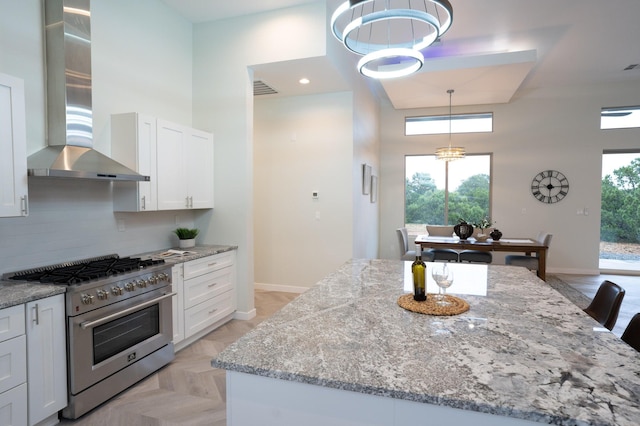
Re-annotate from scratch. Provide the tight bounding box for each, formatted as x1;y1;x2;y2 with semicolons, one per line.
117;219;126;232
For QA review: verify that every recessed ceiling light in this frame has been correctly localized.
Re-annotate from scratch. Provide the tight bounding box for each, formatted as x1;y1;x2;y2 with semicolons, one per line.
299;78;310;85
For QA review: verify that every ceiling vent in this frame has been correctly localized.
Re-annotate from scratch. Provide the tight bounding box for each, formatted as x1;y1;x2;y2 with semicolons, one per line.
623;64;639;71
253;80;278;96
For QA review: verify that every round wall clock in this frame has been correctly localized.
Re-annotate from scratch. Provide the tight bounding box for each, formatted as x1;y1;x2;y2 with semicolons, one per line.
531;170;569;203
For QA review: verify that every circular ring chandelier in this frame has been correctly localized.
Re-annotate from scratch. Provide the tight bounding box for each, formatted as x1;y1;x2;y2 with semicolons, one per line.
331;0;453;79
358;47;424;79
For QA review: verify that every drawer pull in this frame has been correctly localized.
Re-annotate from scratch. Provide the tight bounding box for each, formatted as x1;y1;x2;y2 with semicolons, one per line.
208;308;218;315
207;262;217;267
208;282;218;287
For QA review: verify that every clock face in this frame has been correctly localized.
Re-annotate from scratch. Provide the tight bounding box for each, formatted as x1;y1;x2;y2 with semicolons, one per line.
531;170;569;204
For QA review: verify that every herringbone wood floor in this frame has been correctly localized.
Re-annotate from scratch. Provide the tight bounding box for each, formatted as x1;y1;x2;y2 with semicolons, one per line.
59;274;640;425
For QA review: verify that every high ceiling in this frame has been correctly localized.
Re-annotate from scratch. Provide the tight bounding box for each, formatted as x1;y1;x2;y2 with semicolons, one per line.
161;0;640;109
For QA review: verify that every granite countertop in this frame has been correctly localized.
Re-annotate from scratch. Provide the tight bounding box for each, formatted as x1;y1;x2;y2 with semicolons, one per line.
213;259;640;426
137;244;237;265
0;245;237;310
0;282;66;310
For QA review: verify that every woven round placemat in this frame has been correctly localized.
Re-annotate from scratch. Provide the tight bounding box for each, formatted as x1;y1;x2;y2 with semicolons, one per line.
397;293;469;316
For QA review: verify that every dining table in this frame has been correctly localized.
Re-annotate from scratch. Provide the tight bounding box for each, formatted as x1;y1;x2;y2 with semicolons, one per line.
415;235;548;280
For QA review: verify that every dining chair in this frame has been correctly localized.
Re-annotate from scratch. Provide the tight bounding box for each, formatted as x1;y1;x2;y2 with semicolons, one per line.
459;250;492;263
425;225;459;262
397;228;435;262
583;280;626;331
621;313;640;352
505;233;552;271
396;228;416;261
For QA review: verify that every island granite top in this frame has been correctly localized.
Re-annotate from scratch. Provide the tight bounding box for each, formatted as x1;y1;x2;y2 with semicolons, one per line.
212;259;640;426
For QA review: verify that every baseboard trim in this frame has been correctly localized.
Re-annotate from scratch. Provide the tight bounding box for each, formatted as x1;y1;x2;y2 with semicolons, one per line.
255;282;309;294
548;267;600;275
234;309;256;321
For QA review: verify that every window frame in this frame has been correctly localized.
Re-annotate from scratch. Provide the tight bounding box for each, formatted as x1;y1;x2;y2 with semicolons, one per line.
405;112;493;136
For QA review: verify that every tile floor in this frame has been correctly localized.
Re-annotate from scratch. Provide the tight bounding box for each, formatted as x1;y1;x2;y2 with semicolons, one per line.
59;273;639;425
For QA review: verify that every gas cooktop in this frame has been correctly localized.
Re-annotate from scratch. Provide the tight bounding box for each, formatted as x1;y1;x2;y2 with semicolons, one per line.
6;254;165;285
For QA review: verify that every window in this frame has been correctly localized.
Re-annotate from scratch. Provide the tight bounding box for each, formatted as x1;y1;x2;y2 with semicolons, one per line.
405;113;493;136
405;155;491;234
601;106;640;130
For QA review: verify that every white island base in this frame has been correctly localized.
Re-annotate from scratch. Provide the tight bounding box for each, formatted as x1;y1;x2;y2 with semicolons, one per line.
227;371;540;426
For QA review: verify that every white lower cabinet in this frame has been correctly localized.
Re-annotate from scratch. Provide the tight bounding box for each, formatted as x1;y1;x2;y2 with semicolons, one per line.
26;294;67;426
172;251;236;351
0;305;27;425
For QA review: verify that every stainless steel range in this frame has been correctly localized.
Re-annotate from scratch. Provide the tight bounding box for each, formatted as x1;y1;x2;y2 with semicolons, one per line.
6;254;175;419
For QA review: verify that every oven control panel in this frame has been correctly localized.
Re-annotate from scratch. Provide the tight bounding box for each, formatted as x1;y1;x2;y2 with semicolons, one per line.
69;268;172;315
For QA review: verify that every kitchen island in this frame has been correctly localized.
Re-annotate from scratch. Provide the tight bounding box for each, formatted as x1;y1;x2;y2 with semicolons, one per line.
212;259;640;425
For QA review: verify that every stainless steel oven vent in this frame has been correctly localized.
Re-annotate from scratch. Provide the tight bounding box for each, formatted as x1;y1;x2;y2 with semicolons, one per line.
27;0;149;182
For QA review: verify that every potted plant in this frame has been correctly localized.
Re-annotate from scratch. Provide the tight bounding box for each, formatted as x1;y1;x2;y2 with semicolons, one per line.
174;228;199;248
472;217;494;241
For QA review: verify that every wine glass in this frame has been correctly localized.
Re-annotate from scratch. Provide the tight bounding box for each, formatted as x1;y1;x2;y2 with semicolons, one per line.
432;264;454;306
431;266;444;301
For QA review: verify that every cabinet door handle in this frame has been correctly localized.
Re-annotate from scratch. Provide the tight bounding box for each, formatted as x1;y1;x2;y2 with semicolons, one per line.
141;195;146;210
185;196;190;208
32;303;39;325
189;196;193;208
21;195;28;216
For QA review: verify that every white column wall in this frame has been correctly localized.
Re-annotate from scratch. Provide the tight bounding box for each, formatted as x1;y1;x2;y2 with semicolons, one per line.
192;3;328;313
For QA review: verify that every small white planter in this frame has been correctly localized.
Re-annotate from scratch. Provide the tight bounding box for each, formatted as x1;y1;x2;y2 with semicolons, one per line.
178;238;195;248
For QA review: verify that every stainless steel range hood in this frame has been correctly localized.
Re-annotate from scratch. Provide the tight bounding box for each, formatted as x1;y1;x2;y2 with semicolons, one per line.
28;0;149;182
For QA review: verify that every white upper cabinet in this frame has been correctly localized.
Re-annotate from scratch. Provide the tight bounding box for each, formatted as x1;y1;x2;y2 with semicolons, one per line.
111;112;158;212
187;128;214;209
157;119;214;210
0;73;28;217
112;115;214;212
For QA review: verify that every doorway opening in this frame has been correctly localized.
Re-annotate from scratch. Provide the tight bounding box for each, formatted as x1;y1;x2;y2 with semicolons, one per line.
600;151;640;273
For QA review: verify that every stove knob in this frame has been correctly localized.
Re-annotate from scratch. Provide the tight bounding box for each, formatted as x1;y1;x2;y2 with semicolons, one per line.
81;294;95;305
149;275;158;285
96;289;109;300
158;273;169;282
137;279;147;288
112;286;124;296
125;282;136;292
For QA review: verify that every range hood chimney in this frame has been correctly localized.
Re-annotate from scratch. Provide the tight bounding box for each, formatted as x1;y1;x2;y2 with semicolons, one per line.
28;0;149;182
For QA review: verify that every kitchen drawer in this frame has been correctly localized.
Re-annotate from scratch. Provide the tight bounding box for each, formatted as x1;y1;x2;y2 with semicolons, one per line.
184;266;233;309
184;290;235;337
0;305;25;343
0;335;26;395
0;382;27;426
183;252;233;280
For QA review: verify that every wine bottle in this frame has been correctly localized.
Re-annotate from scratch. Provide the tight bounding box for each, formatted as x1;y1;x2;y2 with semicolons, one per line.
412;244;427;301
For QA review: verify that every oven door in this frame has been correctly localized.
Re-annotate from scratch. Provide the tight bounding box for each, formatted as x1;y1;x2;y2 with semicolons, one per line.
68;287;175;395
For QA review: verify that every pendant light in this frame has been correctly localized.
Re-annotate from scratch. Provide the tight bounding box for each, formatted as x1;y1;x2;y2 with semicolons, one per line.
435;89;465;161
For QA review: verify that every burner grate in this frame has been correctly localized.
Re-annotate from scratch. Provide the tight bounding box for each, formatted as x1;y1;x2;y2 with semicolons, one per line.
7;256;165;285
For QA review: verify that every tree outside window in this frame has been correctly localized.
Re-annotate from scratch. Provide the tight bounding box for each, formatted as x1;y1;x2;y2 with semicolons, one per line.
405;155;491;234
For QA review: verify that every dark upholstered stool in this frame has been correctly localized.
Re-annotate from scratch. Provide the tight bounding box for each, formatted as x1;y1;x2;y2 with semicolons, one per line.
621;313;640;352
427;248;459;262
459;250;492;264
583;280;626;331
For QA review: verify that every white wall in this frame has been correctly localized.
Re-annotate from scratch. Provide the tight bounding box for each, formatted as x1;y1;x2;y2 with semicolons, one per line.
192;2;330;312
0;0;197;273
254;92;353;290
378;82;640;274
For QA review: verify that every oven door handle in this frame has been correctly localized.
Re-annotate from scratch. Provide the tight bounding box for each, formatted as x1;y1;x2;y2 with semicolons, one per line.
79;292;177;330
